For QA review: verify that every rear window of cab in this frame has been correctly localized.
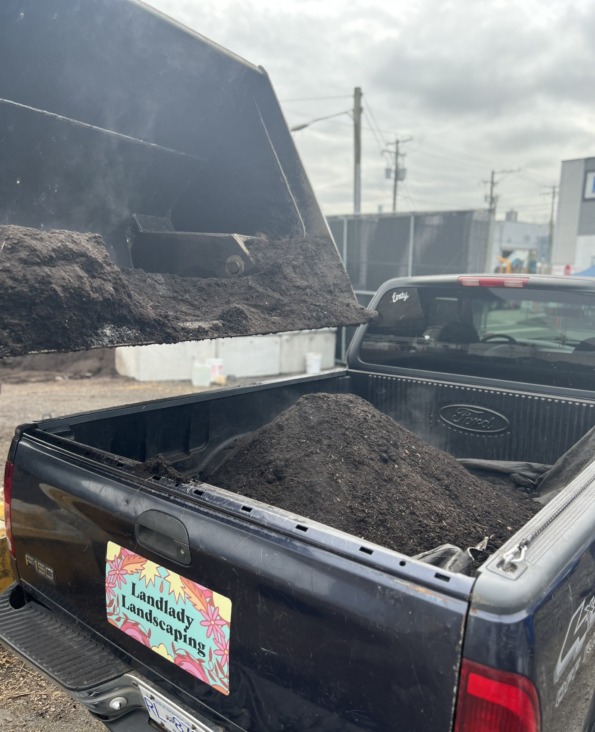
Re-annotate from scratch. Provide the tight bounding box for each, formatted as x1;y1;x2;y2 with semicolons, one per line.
359;284;595;391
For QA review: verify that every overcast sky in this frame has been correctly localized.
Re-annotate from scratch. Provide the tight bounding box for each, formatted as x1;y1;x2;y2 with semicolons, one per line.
145;0;594;223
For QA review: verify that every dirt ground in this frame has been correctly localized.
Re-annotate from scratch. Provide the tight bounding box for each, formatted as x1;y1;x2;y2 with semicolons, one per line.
0;372;207;732
0;647;105;732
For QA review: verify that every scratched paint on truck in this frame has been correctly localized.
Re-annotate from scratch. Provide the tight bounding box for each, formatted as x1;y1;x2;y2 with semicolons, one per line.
105;541;231;695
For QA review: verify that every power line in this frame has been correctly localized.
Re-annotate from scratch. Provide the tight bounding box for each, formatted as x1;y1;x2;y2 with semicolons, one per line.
362;113;385;154
401;183;420;211
362;95;389;148
518;170;550;186
280;94;352;102
289;121;498;179
285;100;553;184
410;146;492;170
395;197;481;209
504;195;550;203
507;203;550;210
418;139;494;167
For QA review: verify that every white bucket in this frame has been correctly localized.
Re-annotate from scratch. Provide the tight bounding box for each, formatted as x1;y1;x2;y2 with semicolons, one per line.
305;352;322;375
191;361;211;387
206;358;224;382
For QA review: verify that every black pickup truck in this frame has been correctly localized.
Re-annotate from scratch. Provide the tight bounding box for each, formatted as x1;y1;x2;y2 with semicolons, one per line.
2;274;595;732
0;2;594;730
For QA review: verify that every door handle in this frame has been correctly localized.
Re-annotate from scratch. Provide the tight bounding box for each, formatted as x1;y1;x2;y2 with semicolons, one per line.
135;510;191;566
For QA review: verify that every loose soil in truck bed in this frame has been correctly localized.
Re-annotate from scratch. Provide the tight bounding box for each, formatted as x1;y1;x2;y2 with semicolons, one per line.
0;225;370;358
205;393;540;557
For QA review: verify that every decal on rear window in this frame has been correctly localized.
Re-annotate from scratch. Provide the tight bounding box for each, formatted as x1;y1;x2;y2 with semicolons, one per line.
106;541;231;695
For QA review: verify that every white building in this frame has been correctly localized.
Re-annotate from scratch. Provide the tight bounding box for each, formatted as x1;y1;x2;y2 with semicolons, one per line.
553;156;595;273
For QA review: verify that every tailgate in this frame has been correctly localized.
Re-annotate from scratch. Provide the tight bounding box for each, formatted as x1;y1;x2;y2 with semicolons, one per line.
10;434;474;732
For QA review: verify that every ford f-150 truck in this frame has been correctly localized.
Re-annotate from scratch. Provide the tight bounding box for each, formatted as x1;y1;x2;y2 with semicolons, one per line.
1;273;595;732
0;1;594;731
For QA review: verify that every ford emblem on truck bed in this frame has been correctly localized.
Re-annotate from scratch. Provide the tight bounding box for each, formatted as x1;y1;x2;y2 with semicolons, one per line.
439;404;510;434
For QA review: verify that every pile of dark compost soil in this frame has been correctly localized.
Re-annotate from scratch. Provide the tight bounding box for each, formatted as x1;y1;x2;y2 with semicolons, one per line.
0;225;370;357
204;393;540;557
0;226;169;357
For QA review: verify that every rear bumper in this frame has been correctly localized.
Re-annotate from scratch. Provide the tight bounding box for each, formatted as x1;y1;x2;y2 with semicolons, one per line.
0;583;231;730
0;583;152;729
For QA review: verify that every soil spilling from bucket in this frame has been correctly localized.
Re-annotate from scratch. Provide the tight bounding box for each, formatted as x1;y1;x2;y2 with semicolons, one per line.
0;225;370;357
205;393;540;557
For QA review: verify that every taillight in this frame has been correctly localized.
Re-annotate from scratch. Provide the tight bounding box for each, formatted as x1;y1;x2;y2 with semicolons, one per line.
3;462;14;557
458;276;529;288
454;659;540;732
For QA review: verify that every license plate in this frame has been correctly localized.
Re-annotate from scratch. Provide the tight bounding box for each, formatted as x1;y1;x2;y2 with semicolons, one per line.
137;678;220;732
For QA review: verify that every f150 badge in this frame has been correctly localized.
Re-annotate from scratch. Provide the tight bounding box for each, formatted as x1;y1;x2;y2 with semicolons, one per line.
25;554;55;582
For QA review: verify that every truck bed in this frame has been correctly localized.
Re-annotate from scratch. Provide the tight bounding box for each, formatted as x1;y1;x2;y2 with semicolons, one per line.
5;367;595;730
7;371;472;730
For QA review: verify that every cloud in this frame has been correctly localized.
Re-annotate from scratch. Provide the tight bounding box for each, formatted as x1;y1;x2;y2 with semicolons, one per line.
371;1;595;119
144;0;595;221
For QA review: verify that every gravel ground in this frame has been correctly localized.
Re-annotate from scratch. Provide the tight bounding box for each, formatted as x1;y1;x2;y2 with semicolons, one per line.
0;375;210;732
0;376;205;461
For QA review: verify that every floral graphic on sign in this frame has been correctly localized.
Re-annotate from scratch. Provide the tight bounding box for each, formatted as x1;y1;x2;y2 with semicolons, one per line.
105;541;231;695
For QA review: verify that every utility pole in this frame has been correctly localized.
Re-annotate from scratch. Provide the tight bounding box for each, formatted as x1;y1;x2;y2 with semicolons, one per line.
393;138;401;213
392;139;400;214
547;184;558;270
387;137;412;213
486;169;498;212
483;168;520;272
353;87;363;215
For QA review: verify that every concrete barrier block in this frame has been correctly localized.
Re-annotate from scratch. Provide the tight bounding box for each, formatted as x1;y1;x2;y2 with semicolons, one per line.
279;329;336;374
116;341;217;381
217;336;281;378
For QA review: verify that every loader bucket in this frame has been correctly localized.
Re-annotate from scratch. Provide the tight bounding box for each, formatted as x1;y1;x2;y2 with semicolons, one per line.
0;0;368;357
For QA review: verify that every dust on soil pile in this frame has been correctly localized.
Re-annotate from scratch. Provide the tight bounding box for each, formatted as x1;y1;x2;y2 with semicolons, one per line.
0;225;370;357
205;393;539;557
